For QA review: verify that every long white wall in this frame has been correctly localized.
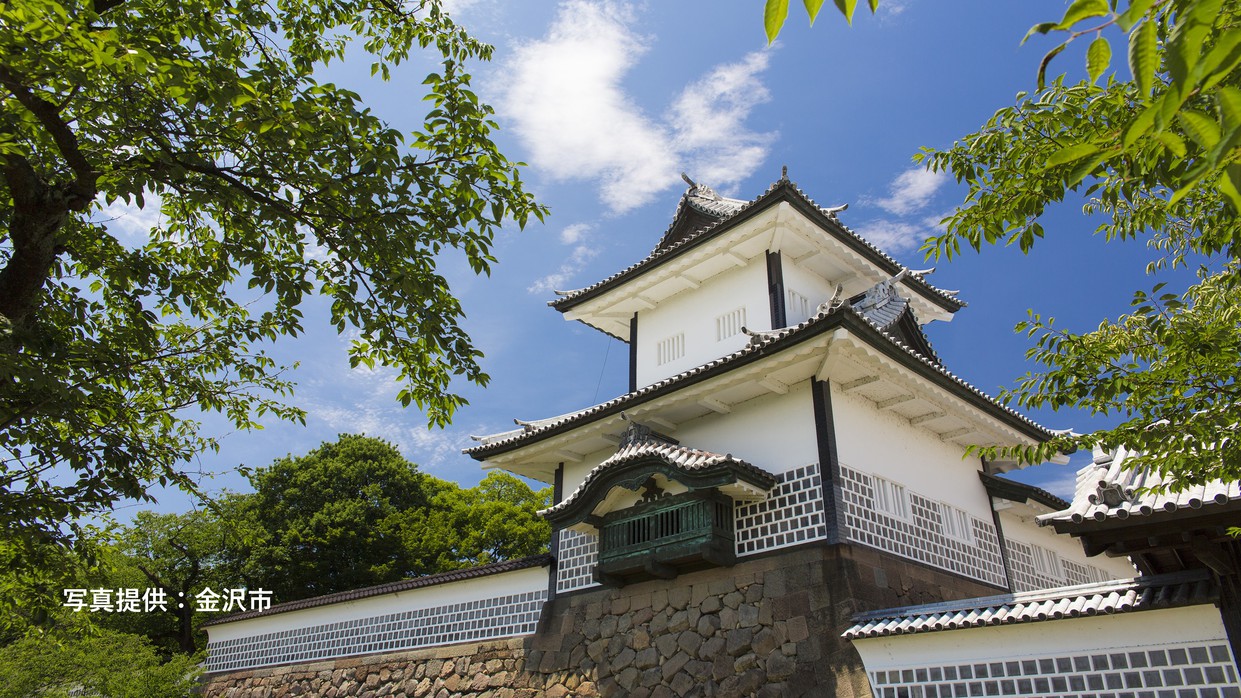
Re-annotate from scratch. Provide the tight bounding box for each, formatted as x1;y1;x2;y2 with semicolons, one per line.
853;605;1240;695
635;258;768;387
998;509;1137;589
204;566;548;673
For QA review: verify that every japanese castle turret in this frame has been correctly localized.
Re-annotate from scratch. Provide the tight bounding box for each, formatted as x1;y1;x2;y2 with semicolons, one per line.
201;176;1186;698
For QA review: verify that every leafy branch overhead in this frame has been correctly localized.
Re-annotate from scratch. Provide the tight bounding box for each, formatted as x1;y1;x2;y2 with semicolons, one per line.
762;0;879;44
918;0;1241;488
760;0;1241;489
1;0;545;566
1026;0;1241;210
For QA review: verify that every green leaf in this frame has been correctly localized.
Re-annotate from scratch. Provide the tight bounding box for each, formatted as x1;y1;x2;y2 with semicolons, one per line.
1046;142;1102;167
1177;109;1222;151
1087;36;1111;83
834;0;859;24
803;0;825;25
1155;131;1188;158
764;0;789;43
1115;0;1157;31
1217;168;1241;212
1129;19;1157;98
1056;0;1109;29
1023;22;1058;44
868;0;878;11
1037;43;1068;92
1123;102;1159;147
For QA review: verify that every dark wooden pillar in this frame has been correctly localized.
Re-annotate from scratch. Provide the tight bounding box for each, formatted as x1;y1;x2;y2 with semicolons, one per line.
767;251;786;329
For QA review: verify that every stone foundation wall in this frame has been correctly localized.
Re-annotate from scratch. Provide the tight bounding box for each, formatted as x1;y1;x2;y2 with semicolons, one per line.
200;542;1001;697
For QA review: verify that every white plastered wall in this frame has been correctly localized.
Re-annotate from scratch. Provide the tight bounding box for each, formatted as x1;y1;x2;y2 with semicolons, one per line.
635;258;768;388
852;605;1232;673
673;381;817;476
831;382;992;521
780;254;841;325
998;506;1139;583
204;565;547;645
556;383;817;503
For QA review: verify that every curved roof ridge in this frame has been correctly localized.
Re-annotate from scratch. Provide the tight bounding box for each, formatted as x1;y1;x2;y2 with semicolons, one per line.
549;180;965;312
540;433;776;521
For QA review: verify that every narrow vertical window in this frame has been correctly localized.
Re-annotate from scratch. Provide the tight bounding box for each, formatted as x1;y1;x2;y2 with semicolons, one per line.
715;307;747;341
656;333;685;366
1031;544;1063;579
940;503;974;542
872;476;911;521
787;289;811;324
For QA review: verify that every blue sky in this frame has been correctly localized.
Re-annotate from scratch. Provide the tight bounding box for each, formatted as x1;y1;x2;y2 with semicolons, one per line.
110;0;1196;514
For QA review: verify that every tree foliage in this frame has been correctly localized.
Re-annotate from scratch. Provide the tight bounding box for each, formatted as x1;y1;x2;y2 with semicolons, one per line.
0;0;544;565
0;627;201;698
99;509;235;655
233;435;550;603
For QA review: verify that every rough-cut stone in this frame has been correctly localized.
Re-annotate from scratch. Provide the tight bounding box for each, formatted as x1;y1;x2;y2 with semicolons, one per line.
725;627;753;657
696;613;721;637
699;595;722;614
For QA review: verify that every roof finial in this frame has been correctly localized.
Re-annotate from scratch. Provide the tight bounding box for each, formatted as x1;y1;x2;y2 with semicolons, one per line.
681;172;697;188
781;165;788;181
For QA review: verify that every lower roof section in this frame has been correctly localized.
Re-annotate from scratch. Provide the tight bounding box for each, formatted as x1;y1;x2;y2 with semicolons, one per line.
844;569;1218;641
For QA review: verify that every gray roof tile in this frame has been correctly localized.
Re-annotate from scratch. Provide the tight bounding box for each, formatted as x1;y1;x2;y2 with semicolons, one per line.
844;569;1217;640
550;179;964;313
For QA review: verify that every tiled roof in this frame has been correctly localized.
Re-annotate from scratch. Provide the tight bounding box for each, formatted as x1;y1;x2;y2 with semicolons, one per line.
202;555;552;627
466;300;1055;460
844;569;1217;640
540;433;777;519
1038;446;1241;528
549;178;964;313
679;181;747;219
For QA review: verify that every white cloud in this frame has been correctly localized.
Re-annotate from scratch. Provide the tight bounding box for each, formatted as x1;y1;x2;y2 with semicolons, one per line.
96;192;164;242
559;222;592;245
671;51;776;188
870;168;946;215
852;220;925;253
498;1;775;213
528;242;600;294
307;364;474;469
853;167;951;254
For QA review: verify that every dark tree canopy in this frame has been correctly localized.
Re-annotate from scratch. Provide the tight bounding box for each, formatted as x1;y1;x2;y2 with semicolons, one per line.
0;0;544;567
233;435;551;603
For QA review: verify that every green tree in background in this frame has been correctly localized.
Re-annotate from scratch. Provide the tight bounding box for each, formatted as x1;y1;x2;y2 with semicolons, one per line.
235;435;437;601
0;0;545;573
98;509;234;655
233;435;551;603
766;0;1241;488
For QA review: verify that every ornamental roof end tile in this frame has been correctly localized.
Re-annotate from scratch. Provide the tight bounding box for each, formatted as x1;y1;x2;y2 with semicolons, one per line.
1037;445;1241;528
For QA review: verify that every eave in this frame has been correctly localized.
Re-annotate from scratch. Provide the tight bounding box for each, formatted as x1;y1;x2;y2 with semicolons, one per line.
466;306;1055;482
550;181;964;341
